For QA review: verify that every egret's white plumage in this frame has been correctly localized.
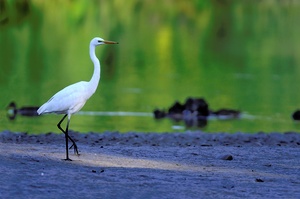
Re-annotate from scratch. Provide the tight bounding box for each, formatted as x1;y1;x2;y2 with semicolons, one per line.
37;37;118;160
37;81;92;115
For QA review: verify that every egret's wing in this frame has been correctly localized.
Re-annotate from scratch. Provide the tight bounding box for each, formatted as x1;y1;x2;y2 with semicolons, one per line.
37;81;90;115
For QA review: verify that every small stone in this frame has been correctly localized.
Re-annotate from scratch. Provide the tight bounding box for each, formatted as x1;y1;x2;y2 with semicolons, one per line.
221;155;233;160
256;178;264;182
201;144;212;147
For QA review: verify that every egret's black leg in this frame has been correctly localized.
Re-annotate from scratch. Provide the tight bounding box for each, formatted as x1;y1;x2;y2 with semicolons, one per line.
57;114;71;160
64;118;72;161
69;142;79;156
57;114;67;132
57;114;79;161
57;114;79;155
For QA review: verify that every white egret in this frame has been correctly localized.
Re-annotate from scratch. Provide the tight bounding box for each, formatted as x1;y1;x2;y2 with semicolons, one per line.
37;37;118;161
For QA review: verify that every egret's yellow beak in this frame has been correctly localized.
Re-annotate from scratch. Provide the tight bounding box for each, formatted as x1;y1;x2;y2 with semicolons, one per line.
104;40;118;44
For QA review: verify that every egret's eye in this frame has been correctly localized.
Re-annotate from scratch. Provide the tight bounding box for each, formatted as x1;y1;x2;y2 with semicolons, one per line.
98;40;101;43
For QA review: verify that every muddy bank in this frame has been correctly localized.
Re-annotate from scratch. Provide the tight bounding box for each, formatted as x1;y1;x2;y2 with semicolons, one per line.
0;131;299;198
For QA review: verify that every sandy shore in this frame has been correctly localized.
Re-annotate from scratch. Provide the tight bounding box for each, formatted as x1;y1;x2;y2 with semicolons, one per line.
0;131;300;199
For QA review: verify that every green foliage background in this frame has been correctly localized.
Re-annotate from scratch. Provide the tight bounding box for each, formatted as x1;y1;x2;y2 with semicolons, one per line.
1;0;300;133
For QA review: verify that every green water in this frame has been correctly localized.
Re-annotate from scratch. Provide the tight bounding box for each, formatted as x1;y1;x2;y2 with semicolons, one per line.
1;0;300;133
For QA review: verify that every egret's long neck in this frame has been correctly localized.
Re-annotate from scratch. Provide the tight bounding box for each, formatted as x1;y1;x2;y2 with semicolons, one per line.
89;44;100;93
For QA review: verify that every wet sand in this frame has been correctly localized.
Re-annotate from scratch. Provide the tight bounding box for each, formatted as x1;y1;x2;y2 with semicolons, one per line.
0;131;300;198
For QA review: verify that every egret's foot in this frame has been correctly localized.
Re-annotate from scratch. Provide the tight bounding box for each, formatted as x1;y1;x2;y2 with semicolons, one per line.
69;143;79;156
63;158;72;161
73;144;79;156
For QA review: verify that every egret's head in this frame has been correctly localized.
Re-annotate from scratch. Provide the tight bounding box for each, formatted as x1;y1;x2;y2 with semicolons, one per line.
91;37;118;46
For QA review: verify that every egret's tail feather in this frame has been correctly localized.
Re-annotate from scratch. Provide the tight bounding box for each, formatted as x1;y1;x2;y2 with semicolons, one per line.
37;105;45;115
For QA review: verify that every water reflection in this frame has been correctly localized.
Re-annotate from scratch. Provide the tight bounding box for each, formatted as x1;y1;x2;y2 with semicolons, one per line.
6;102;39;120
154;97;240;128
77;111;152;117
6;98;241;130
2;1;300;133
